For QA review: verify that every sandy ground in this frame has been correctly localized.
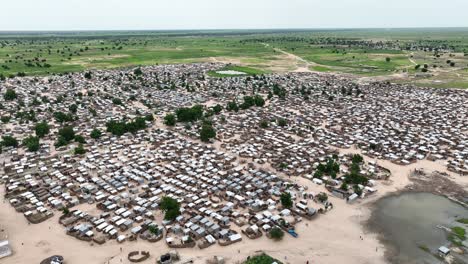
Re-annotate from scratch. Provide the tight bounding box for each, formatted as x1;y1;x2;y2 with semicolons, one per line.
1;145;467;264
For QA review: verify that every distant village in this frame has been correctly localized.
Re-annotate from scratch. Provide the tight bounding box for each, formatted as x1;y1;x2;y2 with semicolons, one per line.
0;63;467;262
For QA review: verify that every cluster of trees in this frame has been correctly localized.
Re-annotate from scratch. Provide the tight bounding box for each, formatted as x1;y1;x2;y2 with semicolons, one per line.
239;95;265;109
314;156;340;179
160;196;181;221
55;126;76;147
175;105;203;122
343;154;368;186
106;115;152;136
54;111;75;123
272;84;287;99
226;95;265;112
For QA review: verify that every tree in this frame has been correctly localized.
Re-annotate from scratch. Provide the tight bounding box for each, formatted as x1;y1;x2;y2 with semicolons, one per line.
133;68;143;76
159;196;181;221
385;57;391;62
269;227;284;241
84;72;92;79
54;111;74;123
212;104;223;114
112;98;122;105
175;105;203;122
280;192;293;209
277;118;287;127
23;136;40;152
259;120;269;128
316;193;328;203
254;94;265;107
200;122;216;142
147;225;160;235
68;104;78;113
352;154;364;164
74;135;86;144
58;126;75;142
74;144;86;155
226;101;239;112
164;114;176;126
62;207;70;215
1;116;11;123
340;182;349;191
90;128;102;139
3;89;17;101
1;136;18;148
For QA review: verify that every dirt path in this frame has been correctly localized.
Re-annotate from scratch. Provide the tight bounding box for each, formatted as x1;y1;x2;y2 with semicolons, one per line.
262;43;317;73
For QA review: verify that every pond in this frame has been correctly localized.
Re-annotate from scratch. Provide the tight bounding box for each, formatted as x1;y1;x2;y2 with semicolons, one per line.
215;70;246;75
369;192;468;264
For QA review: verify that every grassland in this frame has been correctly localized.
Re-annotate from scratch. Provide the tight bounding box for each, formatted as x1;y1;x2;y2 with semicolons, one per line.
207;65;265;77
1;29;468;88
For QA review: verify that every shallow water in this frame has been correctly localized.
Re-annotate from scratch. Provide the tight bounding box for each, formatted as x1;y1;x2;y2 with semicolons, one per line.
369;192;468;264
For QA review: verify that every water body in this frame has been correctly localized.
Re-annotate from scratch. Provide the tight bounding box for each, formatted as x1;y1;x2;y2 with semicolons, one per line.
216;70;246;75
369;192;468;264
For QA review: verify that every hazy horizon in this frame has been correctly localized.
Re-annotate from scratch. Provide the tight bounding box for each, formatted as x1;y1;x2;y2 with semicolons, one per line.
1;0;467;31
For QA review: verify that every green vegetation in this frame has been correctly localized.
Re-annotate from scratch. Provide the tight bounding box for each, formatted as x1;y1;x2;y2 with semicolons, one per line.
316;193;328;203
448;226;466;246
1;135;18;148
311;65;332;72
54;111;74;123
175;105;203;122
74;144;86;155
34;122;50;138
106;116;149;136
200;121;216;142
3;89;17;101
269;227;285;241
244;254;283;264
55;126;75;147
456;218;468;224
164;114;176;126
1;29;467;88
160;196;181;221
23;136;40;152
90;128;102;139
208;65;265;77
280;192;293;209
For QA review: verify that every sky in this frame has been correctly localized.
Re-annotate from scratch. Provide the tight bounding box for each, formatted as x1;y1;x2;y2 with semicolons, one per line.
1;0;467;31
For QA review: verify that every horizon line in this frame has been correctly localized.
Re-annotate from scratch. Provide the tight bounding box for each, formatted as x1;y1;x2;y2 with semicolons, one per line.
1;26;468;33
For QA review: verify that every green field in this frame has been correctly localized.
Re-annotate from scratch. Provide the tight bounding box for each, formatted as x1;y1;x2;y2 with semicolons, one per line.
1;29;468;88
207;65;266;77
